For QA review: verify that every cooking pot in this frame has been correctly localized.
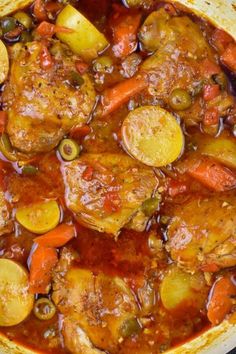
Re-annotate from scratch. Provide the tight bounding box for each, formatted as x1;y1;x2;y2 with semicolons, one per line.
0;0;235;353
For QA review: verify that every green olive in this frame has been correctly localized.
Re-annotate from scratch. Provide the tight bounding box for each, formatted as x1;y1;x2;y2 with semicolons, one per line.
169;88;192;111
20;31;33;43
142;196;160;217
33;298;56;321
0;17;17;34
14;12;33;29
59;138;80;161
120;317;141;338
93;56;113;74
21;165;38;175
69;71;85;88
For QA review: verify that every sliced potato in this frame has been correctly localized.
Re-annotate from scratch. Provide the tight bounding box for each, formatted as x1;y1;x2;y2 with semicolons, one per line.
0;0;33;18
201;137;236;169
16;200;60;234
122;106;184;167
0;259;34;326
0;40;9;84
160;266;206;311
56;5;109;61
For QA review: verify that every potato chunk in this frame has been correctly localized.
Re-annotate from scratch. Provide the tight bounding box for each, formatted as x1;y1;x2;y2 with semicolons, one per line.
63;153;158;235
2;41;96;154
166;193;236;271
53;267;138;352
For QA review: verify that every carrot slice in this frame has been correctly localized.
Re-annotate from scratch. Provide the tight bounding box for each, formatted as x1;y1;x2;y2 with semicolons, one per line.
186;158;236;192
34;224;76;248
207;276;236;325
221;43;236;72
36;21;73;38
111;9;141;58
100;74;148;117
212;28;233;53
34;0;47;21
29;245;58;294
203;84;220;101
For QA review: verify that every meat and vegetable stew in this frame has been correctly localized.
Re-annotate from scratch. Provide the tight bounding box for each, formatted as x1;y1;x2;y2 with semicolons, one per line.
0;0;235;353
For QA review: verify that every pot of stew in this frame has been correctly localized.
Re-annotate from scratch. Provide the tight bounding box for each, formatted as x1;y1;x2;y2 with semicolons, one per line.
0;0;235;353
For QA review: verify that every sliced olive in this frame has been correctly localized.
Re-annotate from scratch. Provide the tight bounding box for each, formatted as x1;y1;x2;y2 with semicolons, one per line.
22;165;38;175
33;298;56;321
93;56;113;74
14;12;33;29
120;317;141;338
169;88;192;111
70;71;85;88
59;138;80;161
0;17;17;34
142;196;160;217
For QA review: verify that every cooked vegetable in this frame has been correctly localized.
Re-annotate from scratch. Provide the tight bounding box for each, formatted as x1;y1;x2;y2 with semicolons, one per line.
203;85;220;101
0;17;17;34
203;107;219;126
141;196;160;216
33;0;47;21
207;276;236;325
56;5;109;60
33;297;56;320
16;200;60;234
29;245;58;294
160;266;206;311
59;138;80;161
0;0;34;18
111;10;141;58
100;74;148;117
0;259;34;326
169;88;192;111
93;56;113;74
0;40;9;84
22;165;38;175
120;317;141;338
221;43;236;71
200;135;236;169
185;157;236;191
122;106;184;167
36;21;73;38
69;71;85;88
34;224;76;247
14;11;32;29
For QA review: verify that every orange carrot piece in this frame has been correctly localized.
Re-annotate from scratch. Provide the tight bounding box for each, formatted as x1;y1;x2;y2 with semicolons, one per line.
0;111;7;134
200;263;220;273
34;224;76;248
29;245;58;294
69;125;91;139
111;10;142;58
207;276;236;325
212;28;233;53
186;158;236;192
100;74;148;117
203;107;219;126
221;43;236;72
34;0;47;21
36;21;73;38
203;84;220;101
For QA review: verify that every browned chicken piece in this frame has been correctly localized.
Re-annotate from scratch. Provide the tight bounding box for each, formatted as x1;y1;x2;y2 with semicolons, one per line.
52;249;139;353
62;153;158;235
0;189;13;236
2;41;96;154
140;9;234;125
166;193;236;272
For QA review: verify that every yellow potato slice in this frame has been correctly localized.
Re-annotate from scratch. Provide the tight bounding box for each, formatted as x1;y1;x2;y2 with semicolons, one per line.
16;200;60;234
122;106;184;167
0;259;34;326
56;5;109;61
160;266;206;311
0;0;33;18
0;40;9;84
